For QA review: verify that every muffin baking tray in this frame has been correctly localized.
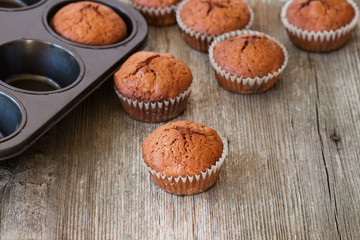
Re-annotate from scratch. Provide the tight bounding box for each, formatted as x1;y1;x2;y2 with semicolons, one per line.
0;0;148;160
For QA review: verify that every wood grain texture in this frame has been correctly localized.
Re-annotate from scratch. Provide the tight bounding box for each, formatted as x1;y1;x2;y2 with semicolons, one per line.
1;0;360;239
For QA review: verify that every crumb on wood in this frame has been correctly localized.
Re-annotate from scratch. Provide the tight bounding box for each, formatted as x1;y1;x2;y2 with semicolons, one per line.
330;134;340;142
252;1;259;9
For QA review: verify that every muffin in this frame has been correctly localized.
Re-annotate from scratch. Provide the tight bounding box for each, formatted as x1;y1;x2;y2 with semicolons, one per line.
176;0;253;52
209;30;288;94
131;0;181;25
52;1;127;46
142;121;227;195
114;51;193;122
281;0;359;52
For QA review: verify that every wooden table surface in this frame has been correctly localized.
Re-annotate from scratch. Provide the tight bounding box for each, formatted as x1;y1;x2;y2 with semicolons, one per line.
1;0;360;239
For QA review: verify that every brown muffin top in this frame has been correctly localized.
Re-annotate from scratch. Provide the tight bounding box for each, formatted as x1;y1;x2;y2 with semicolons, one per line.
114;51;193;102
142;121;223;177
132;0;181;8
179;0;251;35
286;0;355;31
52;1;127;46
213;34;285;78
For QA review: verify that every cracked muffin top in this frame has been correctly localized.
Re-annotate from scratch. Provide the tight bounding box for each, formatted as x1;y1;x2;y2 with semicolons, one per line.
213;34;285;78
179;0;251;35
132;0;182;8
52;1;127;46
114;51;193;102
142;121;223;177
286;0;355;31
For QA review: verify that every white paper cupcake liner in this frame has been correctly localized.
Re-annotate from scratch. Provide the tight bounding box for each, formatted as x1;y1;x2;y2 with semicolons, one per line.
130;1;177;17
114;86;191;122
208;30;289;91
143;136;228;195
281;0;359;46
176;0;254;46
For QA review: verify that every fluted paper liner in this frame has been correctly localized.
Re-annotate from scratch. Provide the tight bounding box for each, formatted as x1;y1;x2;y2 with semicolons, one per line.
130;1;178;25
209;30;289;94
281;0;359;52
143;136;228;195
114;86;191;122
176;0;254;52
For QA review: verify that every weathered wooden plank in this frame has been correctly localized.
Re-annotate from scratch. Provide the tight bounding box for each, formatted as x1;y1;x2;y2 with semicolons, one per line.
307;28;360;239
0;0;359;239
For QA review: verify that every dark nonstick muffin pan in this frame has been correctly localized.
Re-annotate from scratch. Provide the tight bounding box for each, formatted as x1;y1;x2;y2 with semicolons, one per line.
0;0;148;160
